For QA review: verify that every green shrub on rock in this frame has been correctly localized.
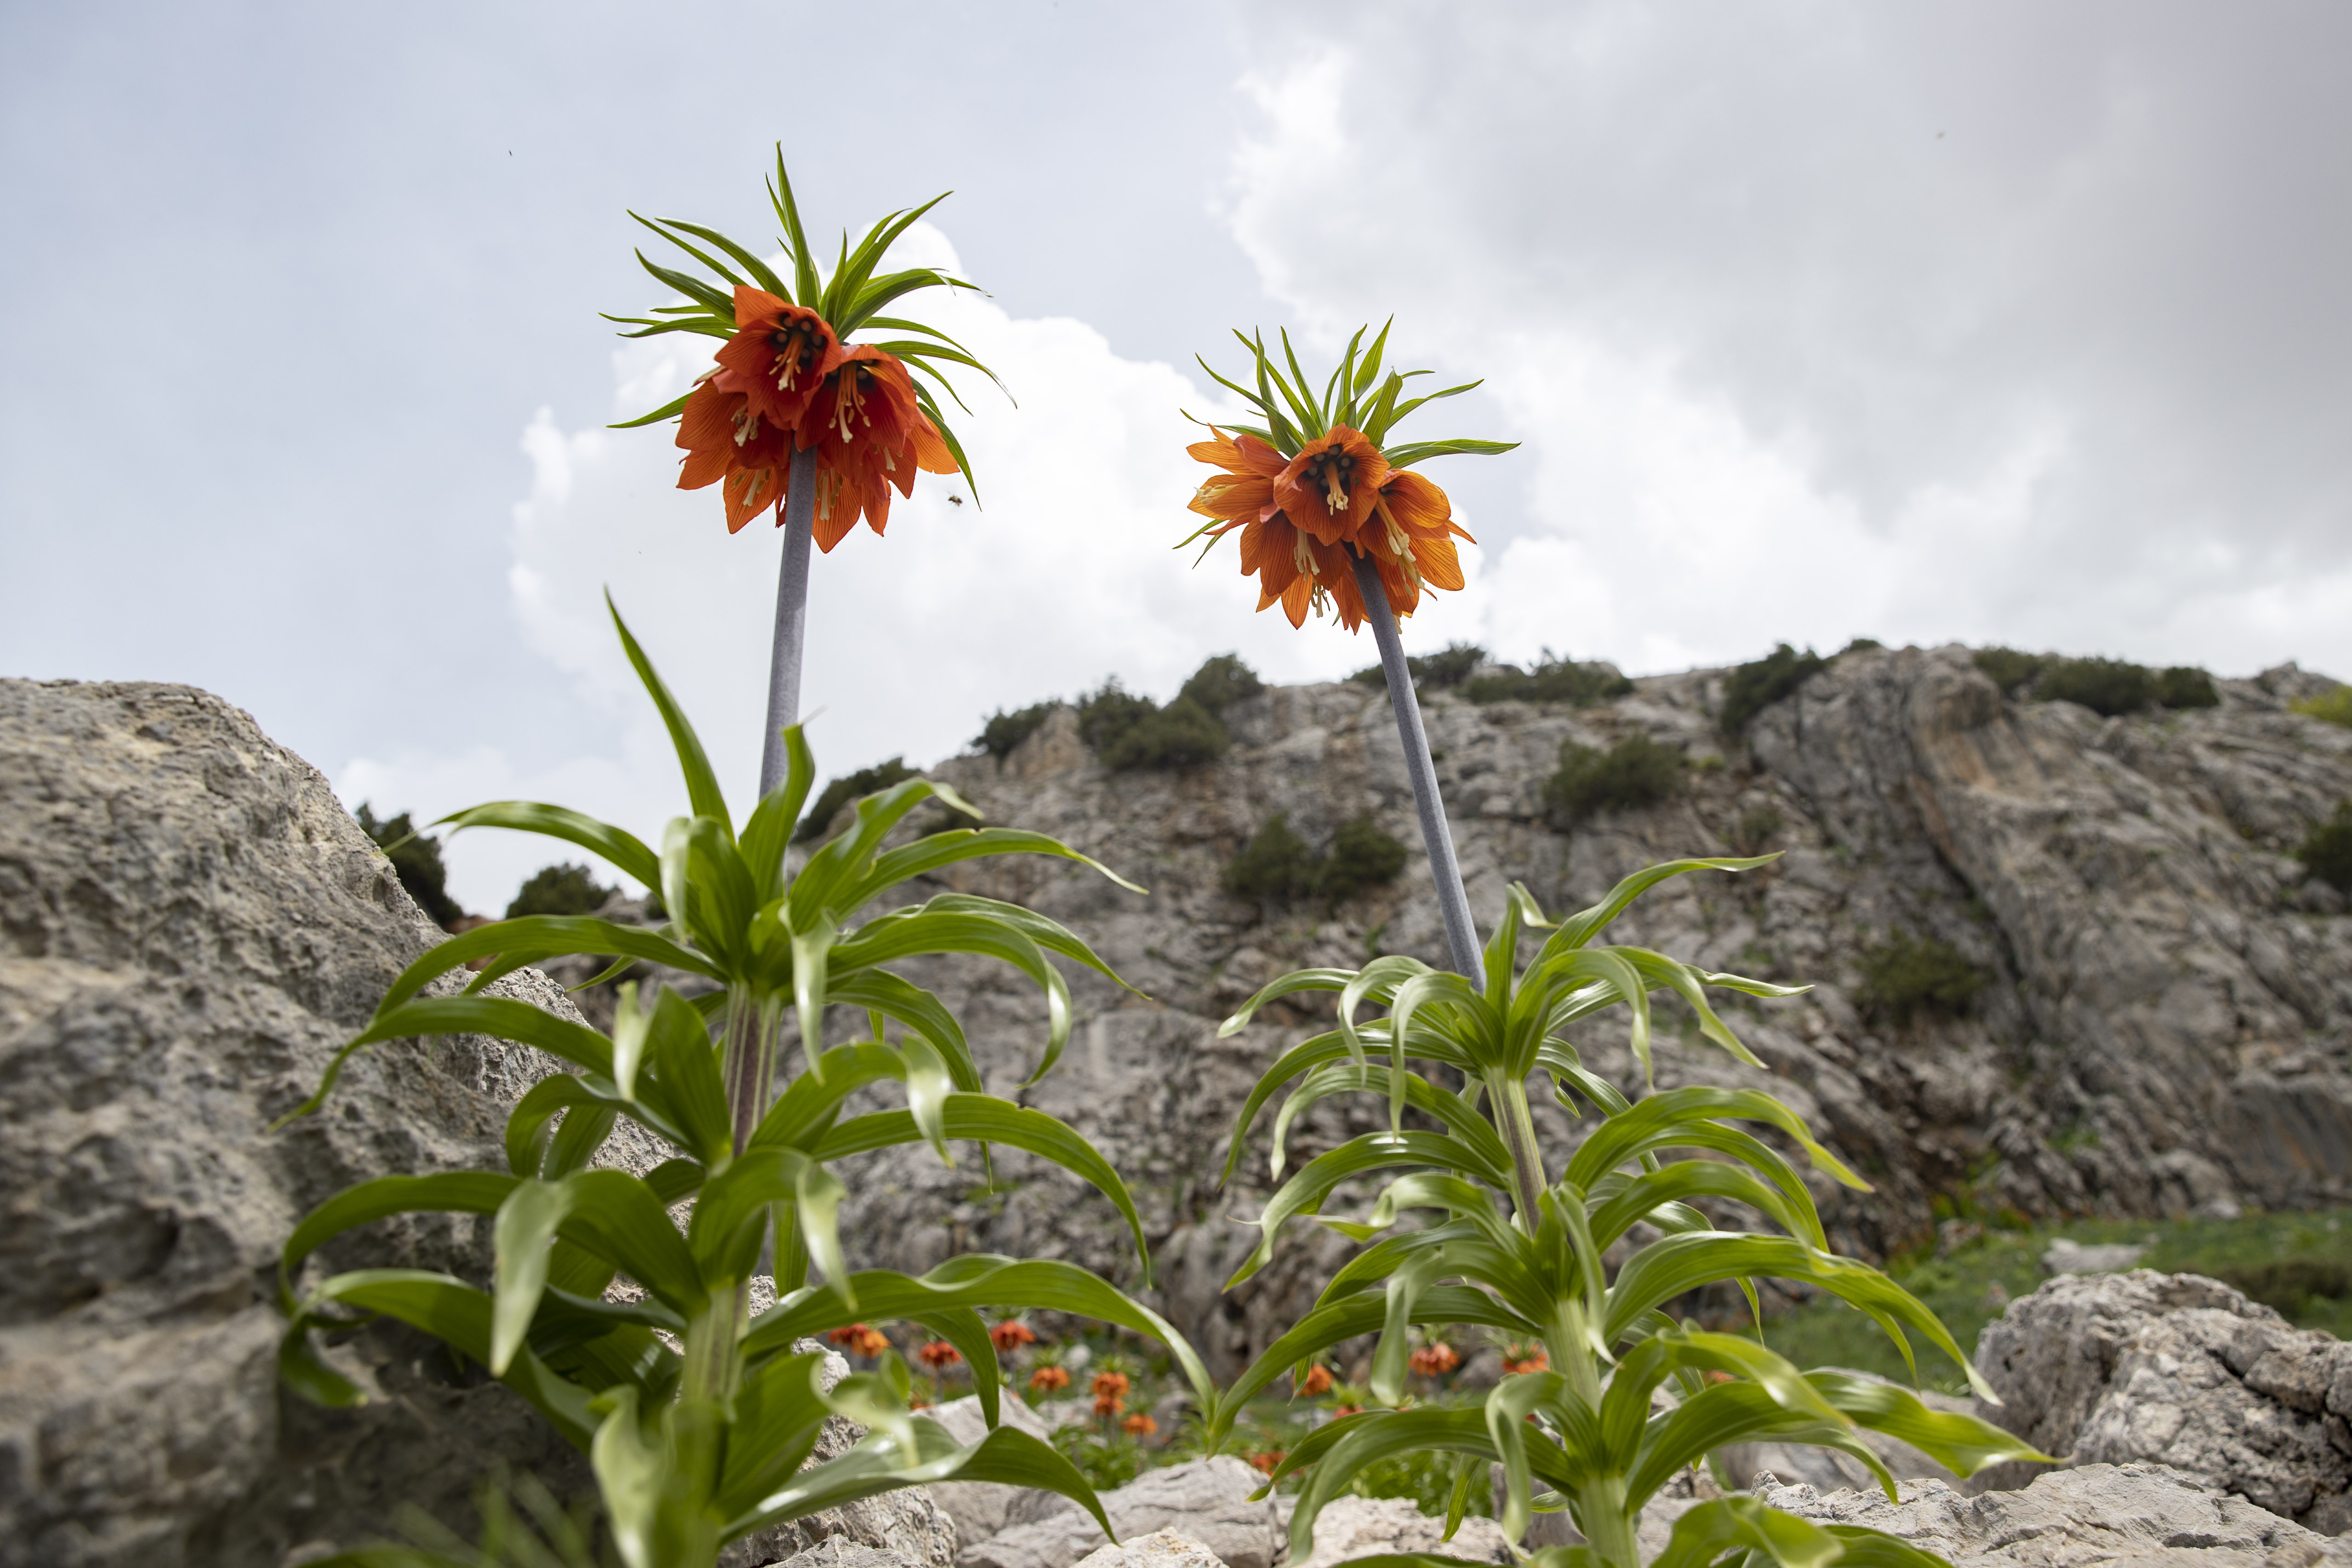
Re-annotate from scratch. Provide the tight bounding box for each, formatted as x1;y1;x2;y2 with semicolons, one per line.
1319;814;1409;902
1080;656;1262;771
1857;931;1987;1025
795;758;921;842
1972;647;2045;694
2293;685;2352;729
1177;653;1266;714
506;863;617;921
2156;666;2221;709
1100;696;1227;770
1543;733;1684;825
2301;801;2352;895
1222;814;1319;902
975;701;1062;762
1463;653;1632;707
1350;641;1488;692
355;804;465;929
2035;656;2153;716
1719;644;1827;734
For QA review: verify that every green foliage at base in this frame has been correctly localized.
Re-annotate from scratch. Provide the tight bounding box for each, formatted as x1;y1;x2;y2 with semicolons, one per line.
1350;641;1488;693
1050;1422;1147;1493
2036;657;2155;716
797;758;922;843
1719;645;1827;735
2293;686;2352;729
1544;734;1684;825
1464;654;1633;707
2301;801;2352;895
1972;649;2044;694
1222;814;1408;907
976;702;1062;762
507;864;618;922
357;804;466;930
1856;933;1987;1026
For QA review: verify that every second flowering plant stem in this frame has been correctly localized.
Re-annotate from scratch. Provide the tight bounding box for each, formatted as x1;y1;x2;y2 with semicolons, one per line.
1351;551;1480;976
760;447;821;797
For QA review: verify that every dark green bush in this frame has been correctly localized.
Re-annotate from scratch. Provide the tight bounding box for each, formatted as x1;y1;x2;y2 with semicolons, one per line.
1100;696;1227;770
1221;814;1318;901
506;863;616;921
975;701;1061;761
2036;656;2153;717
1972;647;2046;694
2156;666;2220;709
1463;654;1632;707
795;758;919;843
1177;653;1265;715
1350;641;1489;692
2220;1258;2352;1319
1857;932;1987;1026
1077;682;1158;752
1319;814;1408;902
1543;734;1684;825
2301;800;2352;895
355;804;465;929
1839;638;1884;656
1718;644;1827;734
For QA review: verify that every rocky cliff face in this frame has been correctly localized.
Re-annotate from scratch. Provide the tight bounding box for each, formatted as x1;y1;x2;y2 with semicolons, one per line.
819;645;2352;1377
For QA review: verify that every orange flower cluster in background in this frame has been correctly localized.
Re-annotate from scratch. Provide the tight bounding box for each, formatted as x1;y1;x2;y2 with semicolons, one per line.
1028;1365;1071;1394
915;1340;962;1371
1408;1341;1461;1379
1187;425;1471;632
1246;1450;1288;1477
1091;1370;1130;1417
1330;1403;1363;1419
1501;1345;1549;1375
989;1319;1037;1353
1121;1413;1158;1437
678;287;958;546
1293;1363;1334;1398
827;1323;893;1359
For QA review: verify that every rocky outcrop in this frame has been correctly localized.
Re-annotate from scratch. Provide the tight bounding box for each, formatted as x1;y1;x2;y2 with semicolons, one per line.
1285;1496;1511;1568
956;1458;1277;1568
810;647;2351;1375
1070;1532;1230;1568
1755;1463;2324;1568
1975;1272;2352;1533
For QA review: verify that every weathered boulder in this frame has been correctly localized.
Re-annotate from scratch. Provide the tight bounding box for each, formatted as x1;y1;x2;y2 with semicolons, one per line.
0;679;592;1568
1756;1463;2322;1568
1285;1495;1512;1568
914;1394;1064;1549
1975;1271;2352;1532
957;1458;1275;1568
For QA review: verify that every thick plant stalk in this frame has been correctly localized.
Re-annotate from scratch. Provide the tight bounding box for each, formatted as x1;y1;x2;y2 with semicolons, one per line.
758;447;821;798
1350;552;1480;975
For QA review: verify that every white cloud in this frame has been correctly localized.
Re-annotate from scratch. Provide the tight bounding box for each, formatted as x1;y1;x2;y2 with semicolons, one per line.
1217;8;2352;679
337;225;1452;913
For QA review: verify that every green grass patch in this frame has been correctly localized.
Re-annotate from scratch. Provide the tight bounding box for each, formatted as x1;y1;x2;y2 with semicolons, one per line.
2293;685;2352;729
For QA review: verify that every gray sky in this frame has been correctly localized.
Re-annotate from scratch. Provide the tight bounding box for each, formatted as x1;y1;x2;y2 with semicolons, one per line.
5;1;2346;911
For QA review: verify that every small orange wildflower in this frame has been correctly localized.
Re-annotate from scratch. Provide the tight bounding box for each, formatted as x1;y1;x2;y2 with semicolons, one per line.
1408;1341;1460;1379
915;1340;962;1371
989;1319;1038;1353
1501;1347;1549;1376
827;1323;893;1359
1028;1365;1071;1394
1246;1450;1288;1476
1091;1369;1130;1417
1330;1403;1363;1419
1294;1363;1334;1398
1121;1413;1158;1437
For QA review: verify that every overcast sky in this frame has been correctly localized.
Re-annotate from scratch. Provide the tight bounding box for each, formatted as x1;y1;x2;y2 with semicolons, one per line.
4;1;2346;912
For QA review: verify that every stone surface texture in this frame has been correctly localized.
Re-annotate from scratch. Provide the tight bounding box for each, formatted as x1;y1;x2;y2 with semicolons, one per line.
1069;1530;1230;1568
914;1394;1065;1551
1975;1272;2352;1532
784;647;2350;1377
1757;1463;2322;1568
957;1458;1275;1568
1285;1495;1512;1568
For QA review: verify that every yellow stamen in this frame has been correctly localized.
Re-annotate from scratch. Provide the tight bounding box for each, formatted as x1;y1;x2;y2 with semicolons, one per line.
1293;534;1318;577
731;406;761;448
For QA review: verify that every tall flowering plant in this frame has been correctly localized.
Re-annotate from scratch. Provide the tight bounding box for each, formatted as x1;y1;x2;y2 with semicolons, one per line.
1179;328;2049;1568
611;150;997;793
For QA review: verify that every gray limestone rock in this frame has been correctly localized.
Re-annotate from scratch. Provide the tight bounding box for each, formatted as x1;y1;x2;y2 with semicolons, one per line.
1070;1531;1229;1568
957;1458;1275;1568
915;1394;1065;1549
1285;1496;1511;1568
1757;1462;2320;1568
1974;1271;2352;1532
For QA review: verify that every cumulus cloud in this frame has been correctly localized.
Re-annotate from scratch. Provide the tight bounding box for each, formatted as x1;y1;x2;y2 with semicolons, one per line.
340;225;1472;912
1220;1;2352;679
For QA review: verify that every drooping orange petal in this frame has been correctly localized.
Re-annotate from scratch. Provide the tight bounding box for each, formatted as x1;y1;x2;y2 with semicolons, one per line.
1378;469;1461;537
910;413;958;475
1412;534;1465;593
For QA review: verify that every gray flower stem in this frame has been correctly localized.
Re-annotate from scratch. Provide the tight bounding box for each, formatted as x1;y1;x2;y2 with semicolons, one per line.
758;447;821;797
1350;551;1481;975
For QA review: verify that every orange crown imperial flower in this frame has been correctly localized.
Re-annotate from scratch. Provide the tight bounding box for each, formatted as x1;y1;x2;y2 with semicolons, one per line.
610;148;998;546
915;1340;962;1370
1408;1341;1460;1378
1180;322;1512;632
1028;1365;1072;1393
989;1319;1038;1353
